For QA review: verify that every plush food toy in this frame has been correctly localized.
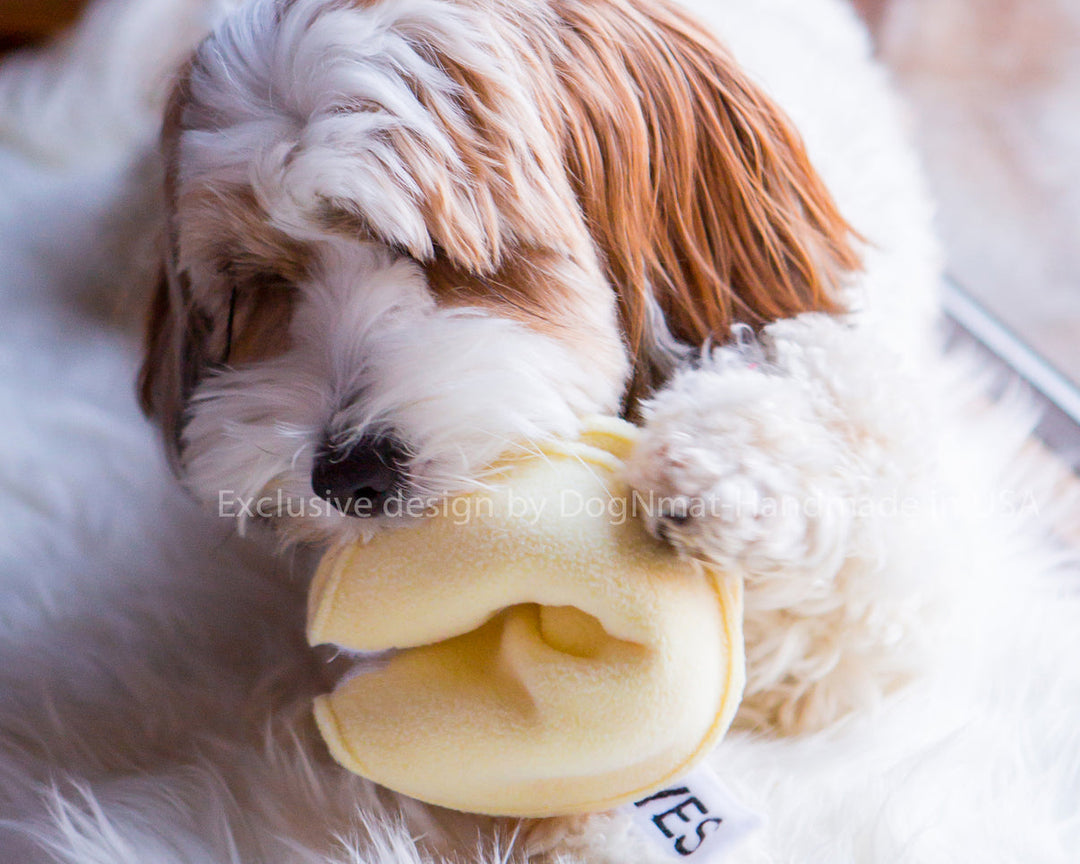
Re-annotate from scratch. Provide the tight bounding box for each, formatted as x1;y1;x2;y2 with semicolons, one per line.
307;417;745;817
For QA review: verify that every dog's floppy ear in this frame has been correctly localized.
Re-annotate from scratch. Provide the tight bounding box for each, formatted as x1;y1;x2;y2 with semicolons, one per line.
137;264;177;448
555;0;861;403
138;259;215;471
138;73;208;471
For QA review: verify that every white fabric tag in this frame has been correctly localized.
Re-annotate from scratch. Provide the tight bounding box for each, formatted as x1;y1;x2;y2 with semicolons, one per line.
620;765;762;862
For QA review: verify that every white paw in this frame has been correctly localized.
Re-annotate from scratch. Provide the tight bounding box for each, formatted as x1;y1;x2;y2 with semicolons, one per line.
625;334;853;576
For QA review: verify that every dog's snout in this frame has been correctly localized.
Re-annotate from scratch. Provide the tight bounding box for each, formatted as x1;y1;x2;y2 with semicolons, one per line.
312;436;407;517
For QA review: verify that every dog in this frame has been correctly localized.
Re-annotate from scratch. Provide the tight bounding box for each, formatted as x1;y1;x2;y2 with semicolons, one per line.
137;0;944;741
8;0;1080;860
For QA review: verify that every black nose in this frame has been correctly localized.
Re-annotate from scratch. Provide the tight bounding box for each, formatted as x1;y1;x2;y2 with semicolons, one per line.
311;436;407;517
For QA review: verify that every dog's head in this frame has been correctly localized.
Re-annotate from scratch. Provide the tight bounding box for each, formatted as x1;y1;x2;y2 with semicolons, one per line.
139;0;858;543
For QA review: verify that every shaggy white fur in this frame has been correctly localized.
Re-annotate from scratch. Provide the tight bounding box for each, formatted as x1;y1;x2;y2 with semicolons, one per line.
0;1;1078;863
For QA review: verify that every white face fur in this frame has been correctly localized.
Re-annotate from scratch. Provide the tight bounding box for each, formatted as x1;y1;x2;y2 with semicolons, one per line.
165;0;631;543
181;241;628;542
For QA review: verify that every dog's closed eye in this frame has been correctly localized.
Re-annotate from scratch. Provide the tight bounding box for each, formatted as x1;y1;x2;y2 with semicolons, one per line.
211;267;297;368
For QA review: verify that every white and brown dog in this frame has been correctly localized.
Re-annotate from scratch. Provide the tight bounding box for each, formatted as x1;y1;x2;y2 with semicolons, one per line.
138;0;941;740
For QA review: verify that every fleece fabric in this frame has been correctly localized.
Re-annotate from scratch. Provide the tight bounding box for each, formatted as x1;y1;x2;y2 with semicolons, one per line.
308;418;745;817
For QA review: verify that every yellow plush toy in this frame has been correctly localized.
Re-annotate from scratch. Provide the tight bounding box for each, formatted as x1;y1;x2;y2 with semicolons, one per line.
307;417;745;818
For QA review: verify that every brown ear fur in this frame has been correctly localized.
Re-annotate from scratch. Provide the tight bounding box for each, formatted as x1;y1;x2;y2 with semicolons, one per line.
138;265;183;464
138;72;198;470
138;258;216;471
137;263;172;423
553;0;861;402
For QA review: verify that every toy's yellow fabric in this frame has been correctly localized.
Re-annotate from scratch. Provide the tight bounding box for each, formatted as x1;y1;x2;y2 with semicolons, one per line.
307;417;745;817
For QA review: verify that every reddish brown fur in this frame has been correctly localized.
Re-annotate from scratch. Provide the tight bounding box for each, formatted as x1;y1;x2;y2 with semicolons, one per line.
359;0;861;400
549;0;859;401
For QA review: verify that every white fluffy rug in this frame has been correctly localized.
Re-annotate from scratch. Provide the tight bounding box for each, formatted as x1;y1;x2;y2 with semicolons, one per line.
1;1;1078;862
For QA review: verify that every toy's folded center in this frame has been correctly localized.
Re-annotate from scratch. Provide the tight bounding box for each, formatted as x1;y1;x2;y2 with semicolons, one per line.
307;417;745;817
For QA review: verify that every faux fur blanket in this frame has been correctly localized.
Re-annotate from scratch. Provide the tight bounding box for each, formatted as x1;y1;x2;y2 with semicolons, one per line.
0;1;1077;862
